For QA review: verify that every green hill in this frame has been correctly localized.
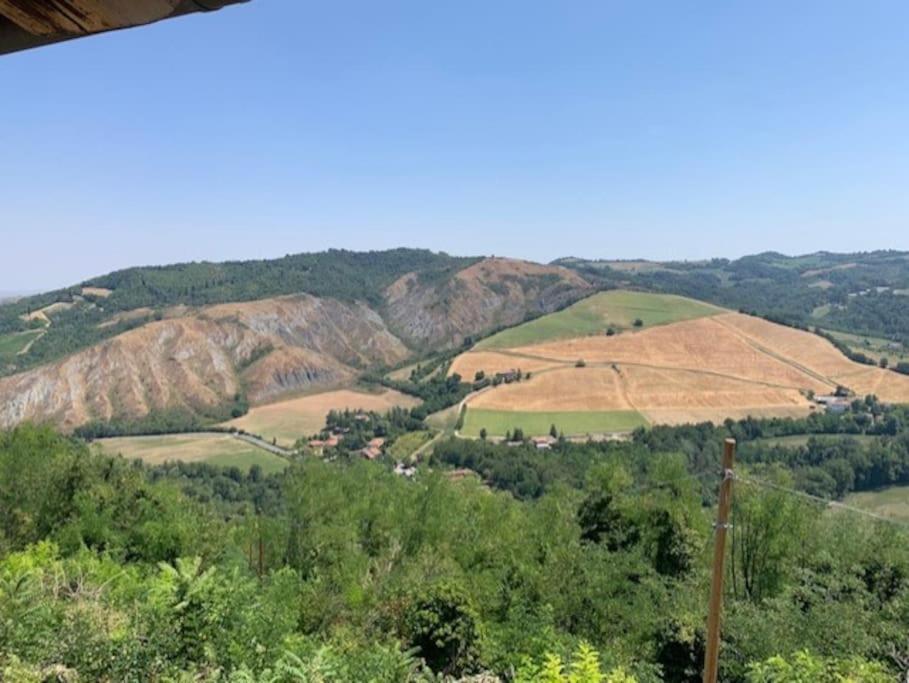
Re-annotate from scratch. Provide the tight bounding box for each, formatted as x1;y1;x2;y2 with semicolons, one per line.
477;290;725;349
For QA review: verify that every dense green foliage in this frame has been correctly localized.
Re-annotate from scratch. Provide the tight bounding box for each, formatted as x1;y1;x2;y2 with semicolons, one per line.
0;249;478;377
558;250;909;345
3;417;909;681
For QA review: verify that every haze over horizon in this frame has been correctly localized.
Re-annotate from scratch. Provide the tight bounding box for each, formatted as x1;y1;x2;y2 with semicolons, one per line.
5;0;909;291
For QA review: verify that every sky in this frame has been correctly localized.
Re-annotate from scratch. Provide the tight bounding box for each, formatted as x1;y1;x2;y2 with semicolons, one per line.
3;0;909;291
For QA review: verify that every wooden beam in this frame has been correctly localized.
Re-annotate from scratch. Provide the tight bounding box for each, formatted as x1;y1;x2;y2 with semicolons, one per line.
0;0;248;55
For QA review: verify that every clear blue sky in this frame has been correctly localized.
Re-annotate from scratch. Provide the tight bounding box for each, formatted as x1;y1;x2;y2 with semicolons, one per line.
3;0;909;291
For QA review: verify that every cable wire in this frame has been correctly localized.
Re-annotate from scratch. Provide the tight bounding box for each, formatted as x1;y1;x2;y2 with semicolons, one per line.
736;474;909;532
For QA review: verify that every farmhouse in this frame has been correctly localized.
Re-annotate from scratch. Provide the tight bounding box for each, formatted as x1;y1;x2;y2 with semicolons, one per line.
308;434;341;453
532;436;555;450
815;395;850;414
360;446;381;460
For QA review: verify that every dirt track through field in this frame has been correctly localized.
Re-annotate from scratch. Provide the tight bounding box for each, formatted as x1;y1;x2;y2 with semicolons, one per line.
457;312;909;426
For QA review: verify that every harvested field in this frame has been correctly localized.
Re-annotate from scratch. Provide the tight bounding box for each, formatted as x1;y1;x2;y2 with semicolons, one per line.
456;305;909;429
467;364;813;426
714;313;857;380
96;433;288;474
21;301;73;324
470;367;632;412
512;317;834;393
449;351;565;381
223;388;419;447
82;287;112;298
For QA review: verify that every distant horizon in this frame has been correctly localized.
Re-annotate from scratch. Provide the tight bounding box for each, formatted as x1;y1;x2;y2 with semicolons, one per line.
6;2;909;293
5;244;908;296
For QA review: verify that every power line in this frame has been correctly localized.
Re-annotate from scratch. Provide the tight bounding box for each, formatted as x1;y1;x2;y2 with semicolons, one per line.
736;474;909;532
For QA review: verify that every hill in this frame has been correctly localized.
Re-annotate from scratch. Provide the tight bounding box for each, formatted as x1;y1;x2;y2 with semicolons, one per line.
0;251;591;431
476;289;723;349
453;291;909;437
556;250;909;346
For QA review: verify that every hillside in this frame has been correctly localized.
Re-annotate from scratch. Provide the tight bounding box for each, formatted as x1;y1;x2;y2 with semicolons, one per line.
384;257;592;348
0;252;592;431
452;291;909;437
556;250;909;348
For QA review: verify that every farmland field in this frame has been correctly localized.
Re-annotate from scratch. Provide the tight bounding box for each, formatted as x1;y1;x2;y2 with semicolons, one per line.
461;407;648;437
826;329;909;364
750;433;880;448
476;290;725;349
845;485;909;521
454;303;909;431
96;433;288;474
388;430;433;461
0;329;43;358
223;388;419;447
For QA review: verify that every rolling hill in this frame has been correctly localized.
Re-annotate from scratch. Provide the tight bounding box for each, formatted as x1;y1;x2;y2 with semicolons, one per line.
0;252;591;431
453;291;909;437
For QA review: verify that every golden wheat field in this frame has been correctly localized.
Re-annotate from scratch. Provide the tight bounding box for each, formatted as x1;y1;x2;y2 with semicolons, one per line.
223;388;419;447
456;309;909;427
449;351;565;380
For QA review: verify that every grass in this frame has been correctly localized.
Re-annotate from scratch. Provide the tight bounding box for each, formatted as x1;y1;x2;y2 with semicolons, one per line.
425;404;462;433
388;431;433;461
752;433;879;448
461;408;648;437
96;433;288;474
0;329;43;357
824;329;908;364
845;485;909;521
476;290;724;349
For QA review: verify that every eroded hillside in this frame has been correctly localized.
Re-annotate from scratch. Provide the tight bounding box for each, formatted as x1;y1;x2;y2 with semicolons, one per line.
384;257;592;349
0;295;408;430
0;255;592;431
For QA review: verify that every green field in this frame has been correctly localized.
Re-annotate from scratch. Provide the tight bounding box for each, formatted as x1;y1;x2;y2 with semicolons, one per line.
476;290;724;349
461;408;648;437
825;329;908;364
752;433;879;448
96;433;288;474
845;485;909;521
388;430;433;461
0;329;43;358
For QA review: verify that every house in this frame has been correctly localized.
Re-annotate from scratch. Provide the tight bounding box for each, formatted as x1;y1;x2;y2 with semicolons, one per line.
815;395;850;414
532;436;555;450
368;437;386;449
361;446;382;460
307;434;341;454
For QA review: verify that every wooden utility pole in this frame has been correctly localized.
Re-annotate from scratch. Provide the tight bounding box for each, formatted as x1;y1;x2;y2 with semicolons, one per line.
703;438;736;683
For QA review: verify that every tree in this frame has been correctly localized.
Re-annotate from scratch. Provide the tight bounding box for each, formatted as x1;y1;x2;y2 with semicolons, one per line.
576;359;587;368
479;427;487;440
550;424;559;439
475;370;485;381
513;427;525;442
633;318;644;327
880;357;889;369
402;580;482;676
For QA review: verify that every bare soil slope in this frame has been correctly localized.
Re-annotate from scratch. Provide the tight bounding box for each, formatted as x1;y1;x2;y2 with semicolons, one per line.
384;258;591;349
0;295;409;431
